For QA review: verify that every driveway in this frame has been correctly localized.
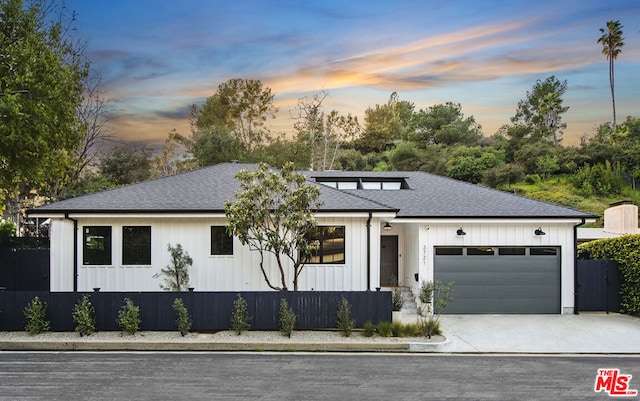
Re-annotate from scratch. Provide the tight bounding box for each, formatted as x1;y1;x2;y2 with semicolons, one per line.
438;313;640;353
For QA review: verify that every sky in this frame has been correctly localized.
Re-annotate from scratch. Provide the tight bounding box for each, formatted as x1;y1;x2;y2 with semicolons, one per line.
63;0;640;148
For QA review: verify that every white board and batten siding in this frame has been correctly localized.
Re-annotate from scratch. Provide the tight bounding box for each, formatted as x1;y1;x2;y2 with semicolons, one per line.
49;215;382;292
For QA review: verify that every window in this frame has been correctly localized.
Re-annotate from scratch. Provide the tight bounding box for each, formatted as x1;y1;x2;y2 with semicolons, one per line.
83;226;112;265
123;226;151;265
306;226;345;264
361;181;382;189
382;181;402;190
318;181;358;189
498;247;526;256
315;178;406;190
211;226;233;255
466;247;495;256
435;247;463;256
530;247;558;256
337;181;357;190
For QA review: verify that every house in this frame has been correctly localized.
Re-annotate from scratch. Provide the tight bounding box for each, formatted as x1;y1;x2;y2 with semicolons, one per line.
29;162;596;314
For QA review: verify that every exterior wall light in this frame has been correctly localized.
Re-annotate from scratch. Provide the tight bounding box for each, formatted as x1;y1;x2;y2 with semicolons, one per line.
456;228;466;236
535;227;546;235
383;222;393;231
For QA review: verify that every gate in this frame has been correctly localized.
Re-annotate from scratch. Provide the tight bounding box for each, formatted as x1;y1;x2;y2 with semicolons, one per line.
0;248;50;291
577;260;621;313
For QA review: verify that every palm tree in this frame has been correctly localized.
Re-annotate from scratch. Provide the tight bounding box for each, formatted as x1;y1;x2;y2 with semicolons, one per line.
538;92;561;147
598;20;624;131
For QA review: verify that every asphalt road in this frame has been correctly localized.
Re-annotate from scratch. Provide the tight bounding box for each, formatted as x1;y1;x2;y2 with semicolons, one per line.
0;352;638;400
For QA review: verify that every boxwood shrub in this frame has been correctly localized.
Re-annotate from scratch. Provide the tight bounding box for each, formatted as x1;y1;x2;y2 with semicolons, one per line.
578;234;640;316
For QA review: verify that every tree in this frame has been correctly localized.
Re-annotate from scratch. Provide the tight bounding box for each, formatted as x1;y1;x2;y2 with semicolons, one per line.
160;243;193;291
250;134;310;170
407;102;482;146
538;92;561;147
224;163;322;291
482;163;525;189
99;146;152;186
189;126;244;167
356;92;413;153
446;146;505;184
292;91;361;171
598;20;624;130
193;78;277;151
151;130;193;178
513;141;556;176
292;90;327;169
510;76;569;145
1;0;87;218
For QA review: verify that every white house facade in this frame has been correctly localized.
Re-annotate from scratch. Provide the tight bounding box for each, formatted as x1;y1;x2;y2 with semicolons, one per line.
30;163;596;314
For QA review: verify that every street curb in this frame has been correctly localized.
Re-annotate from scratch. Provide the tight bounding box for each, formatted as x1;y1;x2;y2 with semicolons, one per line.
0;341;415;353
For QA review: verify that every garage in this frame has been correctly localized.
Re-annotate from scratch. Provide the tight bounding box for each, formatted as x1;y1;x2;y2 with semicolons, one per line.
434;246;561;314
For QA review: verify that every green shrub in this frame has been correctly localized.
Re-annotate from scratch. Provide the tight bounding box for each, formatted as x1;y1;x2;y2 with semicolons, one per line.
400;322;421;337
336;297;356;337
390;322;421;337
419;316;442;338
572;162;625;196
24;296;50;335
390;277;404;311
391;321;403;337
230;293;251;335
278;299;296;338
376;321;392;337
579;234;640;315
362;321;376;337
524;173;541;184
0;219;16;240
116;298;141;335
72;295;96;336
173;298;192;336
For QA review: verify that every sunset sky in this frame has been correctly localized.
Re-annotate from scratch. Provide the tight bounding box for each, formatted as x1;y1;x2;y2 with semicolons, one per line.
64;0;640;148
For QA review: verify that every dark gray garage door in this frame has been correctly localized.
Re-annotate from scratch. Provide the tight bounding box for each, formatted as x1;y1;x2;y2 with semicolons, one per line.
434;246;561;314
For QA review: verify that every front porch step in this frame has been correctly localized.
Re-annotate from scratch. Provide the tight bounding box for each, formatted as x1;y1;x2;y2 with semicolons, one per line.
399;286;418;314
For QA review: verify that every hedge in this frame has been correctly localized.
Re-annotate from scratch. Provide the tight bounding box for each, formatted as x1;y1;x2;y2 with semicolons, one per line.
578;234;640;316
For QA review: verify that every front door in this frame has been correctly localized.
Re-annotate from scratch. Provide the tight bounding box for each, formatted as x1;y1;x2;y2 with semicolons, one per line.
380;236;398;286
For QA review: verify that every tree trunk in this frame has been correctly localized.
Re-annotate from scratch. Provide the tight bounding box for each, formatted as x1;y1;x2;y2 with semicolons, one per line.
610;57;617;131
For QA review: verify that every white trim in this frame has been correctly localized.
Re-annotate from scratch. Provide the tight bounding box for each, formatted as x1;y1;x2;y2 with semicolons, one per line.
65;213;228;219
314;212;396;219
391;218;595;225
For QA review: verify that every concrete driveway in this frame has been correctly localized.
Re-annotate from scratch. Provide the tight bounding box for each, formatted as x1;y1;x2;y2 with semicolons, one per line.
438;313;640;353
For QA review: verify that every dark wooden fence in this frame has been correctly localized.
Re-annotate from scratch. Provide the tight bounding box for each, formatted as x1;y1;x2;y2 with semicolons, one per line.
577;259;621;313
0;291;391;332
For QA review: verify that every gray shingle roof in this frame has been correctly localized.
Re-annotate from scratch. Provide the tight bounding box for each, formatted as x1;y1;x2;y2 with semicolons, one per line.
30;163;594;219
29;163;394;215
305;170;595;219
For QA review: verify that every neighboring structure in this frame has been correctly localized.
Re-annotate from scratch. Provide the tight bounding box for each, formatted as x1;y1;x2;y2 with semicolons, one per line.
577;201;639;244
30;163;596;314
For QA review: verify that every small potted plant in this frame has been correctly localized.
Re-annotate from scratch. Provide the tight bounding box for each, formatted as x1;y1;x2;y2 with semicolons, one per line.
418;280;434;317
391;277;404;322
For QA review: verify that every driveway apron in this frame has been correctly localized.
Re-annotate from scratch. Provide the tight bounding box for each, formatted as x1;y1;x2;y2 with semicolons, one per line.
439;313;640;353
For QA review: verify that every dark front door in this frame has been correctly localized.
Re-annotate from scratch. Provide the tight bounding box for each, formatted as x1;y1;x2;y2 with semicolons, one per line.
380;236;398;286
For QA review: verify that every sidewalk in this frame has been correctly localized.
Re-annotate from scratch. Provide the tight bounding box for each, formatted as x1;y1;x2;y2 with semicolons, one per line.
2;313;639;354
